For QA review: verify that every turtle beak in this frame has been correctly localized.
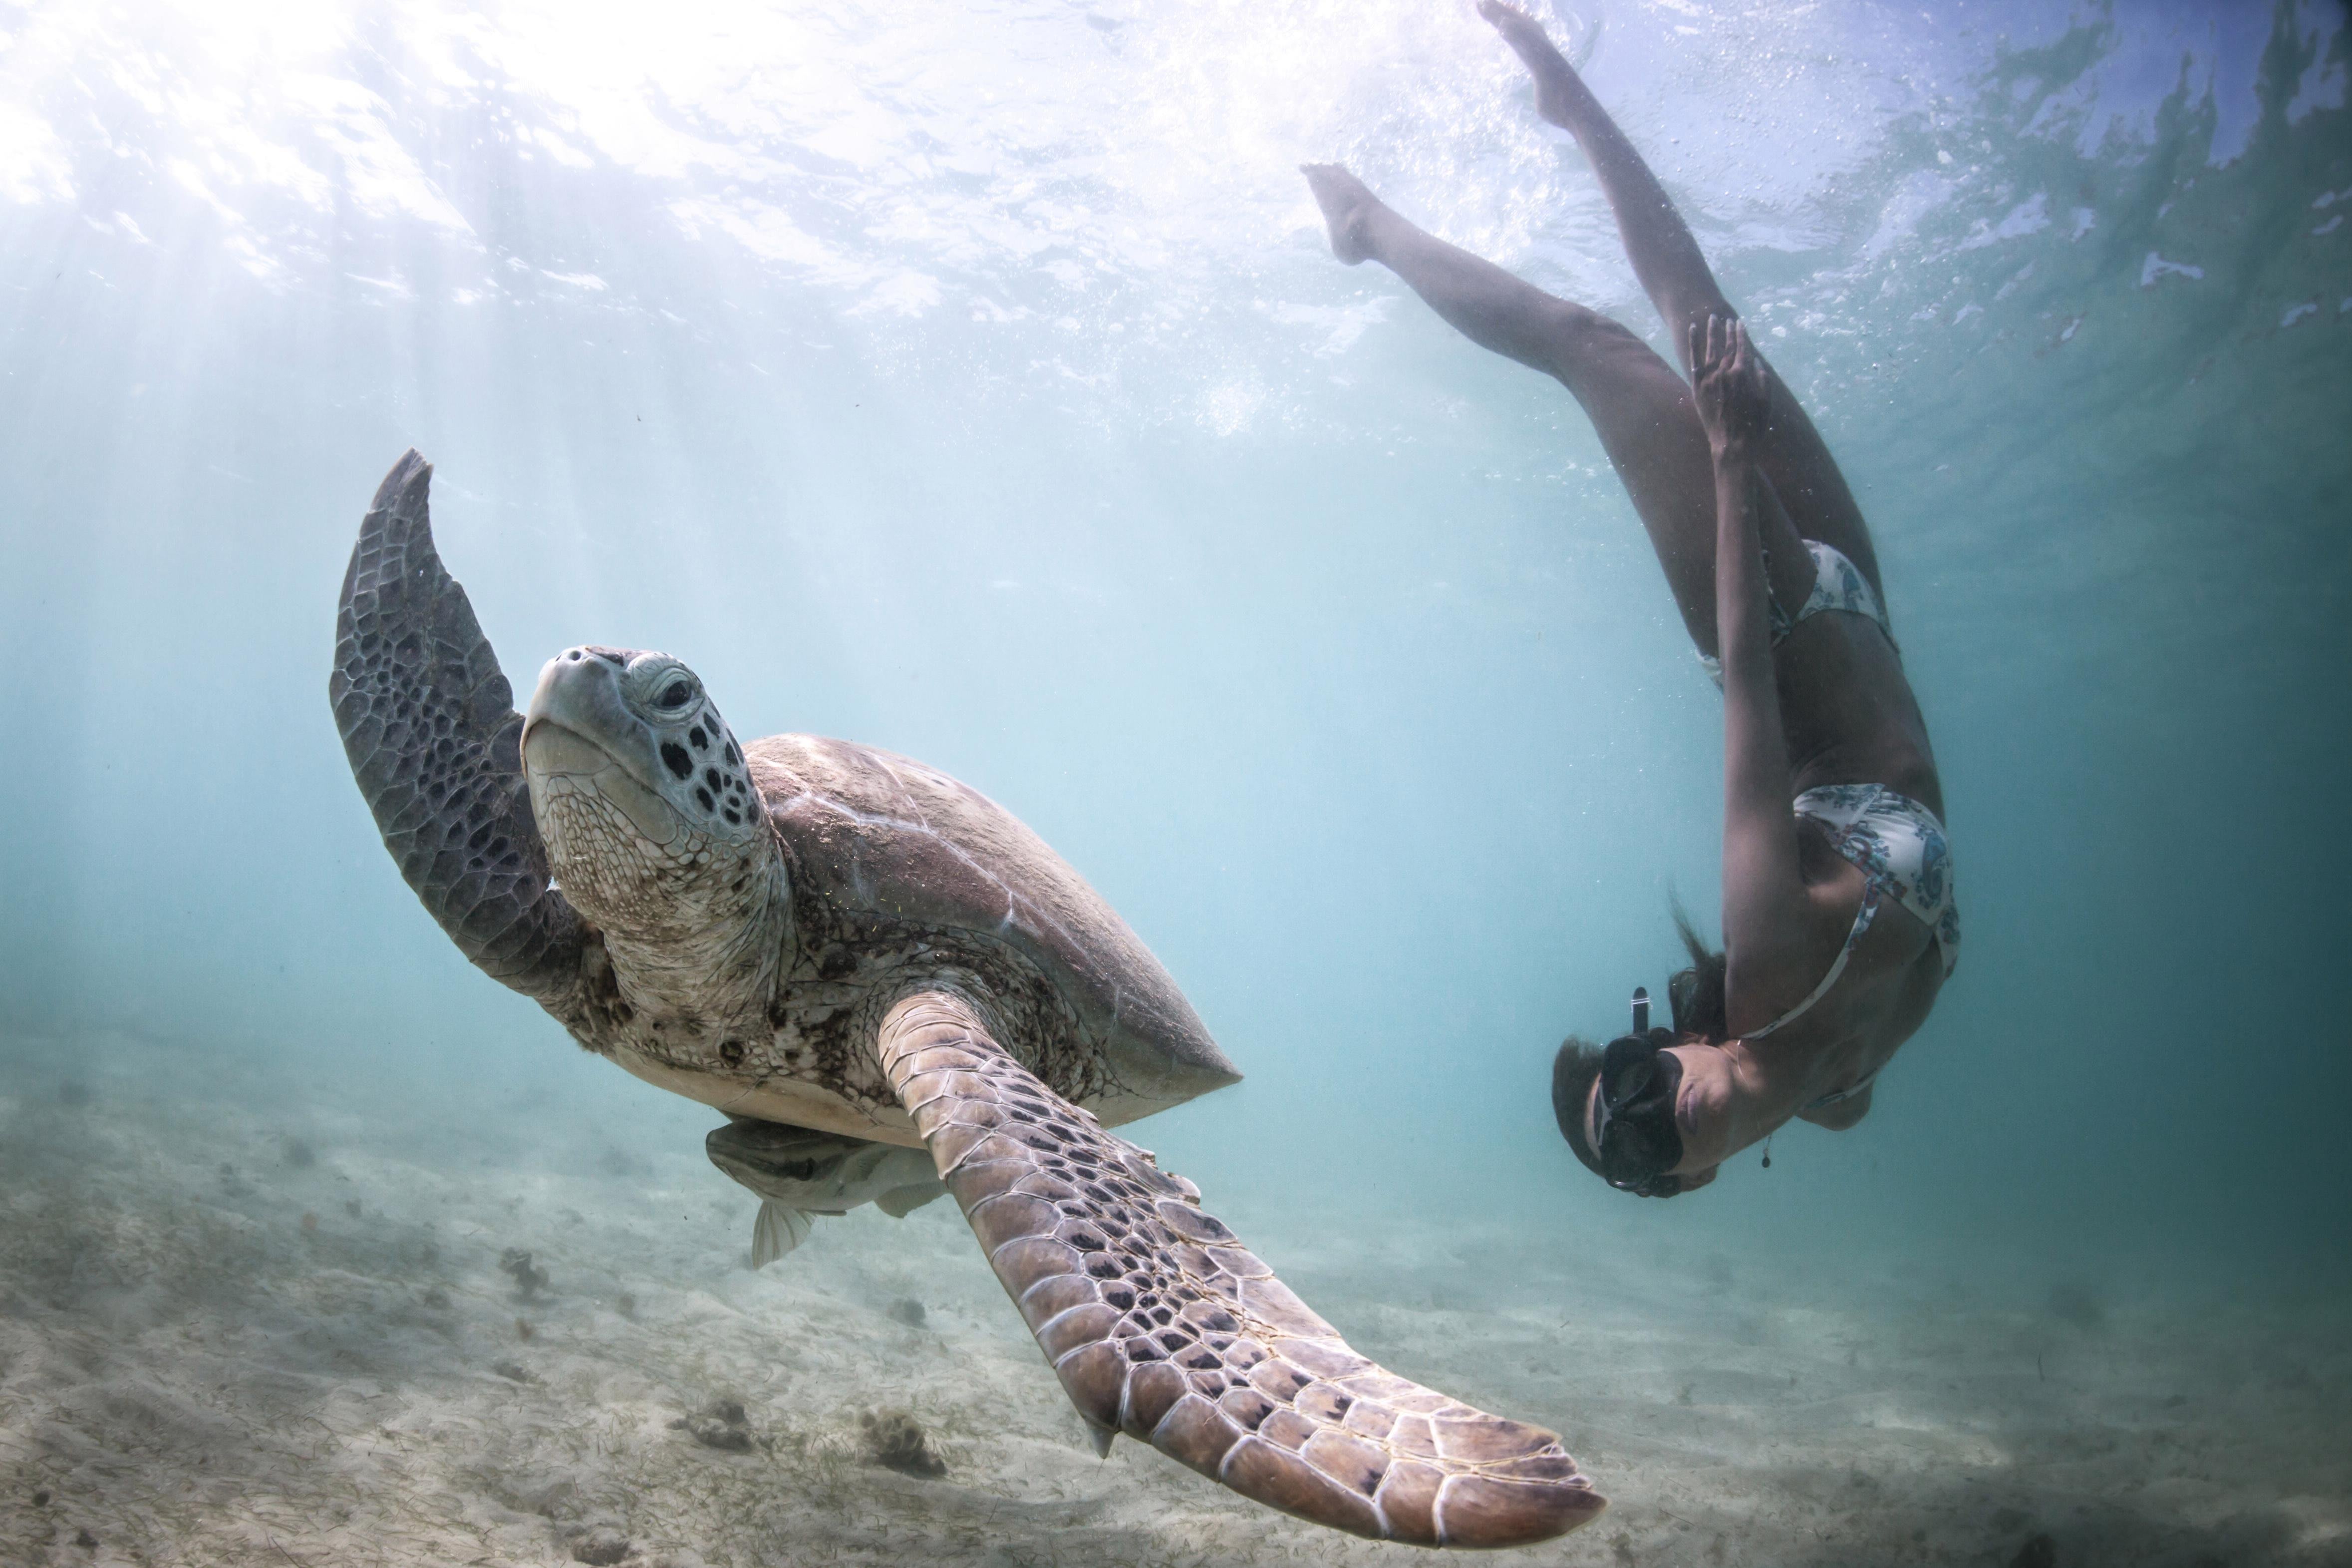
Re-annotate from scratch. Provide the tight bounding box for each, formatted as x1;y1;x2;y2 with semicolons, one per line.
522;649;680;845
523;649;635;768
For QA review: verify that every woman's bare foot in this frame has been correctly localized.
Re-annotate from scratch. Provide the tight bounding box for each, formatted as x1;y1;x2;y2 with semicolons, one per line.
1477;0;1583;129
1301;163;1381;266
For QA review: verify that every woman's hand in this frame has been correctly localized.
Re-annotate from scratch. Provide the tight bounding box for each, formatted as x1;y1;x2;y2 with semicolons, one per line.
1690;313;1769;459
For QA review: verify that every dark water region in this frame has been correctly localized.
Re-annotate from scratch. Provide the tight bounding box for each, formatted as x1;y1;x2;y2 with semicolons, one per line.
3;0;2350;1564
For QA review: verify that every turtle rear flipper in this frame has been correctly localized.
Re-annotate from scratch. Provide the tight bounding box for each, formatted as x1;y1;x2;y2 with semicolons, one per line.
877;993;1606;1549
331;451;584;1004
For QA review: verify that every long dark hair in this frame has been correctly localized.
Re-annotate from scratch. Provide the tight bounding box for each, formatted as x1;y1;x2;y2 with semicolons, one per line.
1666;897;1728;1045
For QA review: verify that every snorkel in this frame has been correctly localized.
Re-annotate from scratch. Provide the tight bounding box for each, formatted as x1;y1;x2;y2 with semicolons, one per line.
1552;986;1689;1198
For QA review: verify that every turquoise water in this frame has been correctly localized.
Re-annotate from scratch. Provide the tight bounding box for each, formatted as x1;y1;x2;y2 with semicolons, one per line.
2;2;2348;1563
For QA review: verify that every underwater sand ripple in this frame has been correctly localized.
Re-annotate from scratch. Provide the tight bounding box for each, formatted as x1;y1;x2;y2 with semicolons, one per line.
1;1035;2346;1567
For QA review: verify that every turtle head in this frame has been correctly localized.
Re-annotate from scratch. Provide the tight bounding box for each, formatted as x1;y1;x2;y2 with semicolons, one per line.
521;646;785;1007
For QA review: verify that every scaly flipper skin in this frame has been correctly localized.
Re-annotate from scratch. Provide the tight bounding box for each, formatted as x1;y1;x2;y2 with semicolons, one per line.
878;993;1606;1549
331;450;584;1003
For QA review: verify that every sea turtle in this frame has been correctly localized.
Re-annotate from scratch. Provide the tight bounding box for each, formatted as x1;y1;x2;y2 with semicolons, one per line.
330;450;1604;1548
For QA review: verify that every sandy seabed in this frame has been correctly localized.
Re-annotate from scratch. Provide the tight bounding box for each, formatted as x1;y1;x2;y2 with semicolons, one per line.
1;1031;2345;1568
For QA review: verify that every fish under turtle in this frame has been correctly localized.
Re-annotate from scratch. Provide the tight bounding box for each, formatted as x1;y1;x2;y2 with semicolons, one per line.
705;1117;945;1266
330;450;1604;1548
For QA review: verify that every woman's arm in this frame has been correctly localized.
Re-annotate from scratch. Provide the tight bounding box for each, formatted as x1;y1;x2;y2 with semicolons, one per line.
1691;317;1820;1026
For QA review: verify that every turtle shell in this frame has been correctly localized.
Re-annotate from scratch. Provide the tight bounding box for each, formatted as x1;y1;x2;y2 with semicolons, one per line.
744;734;1239;1111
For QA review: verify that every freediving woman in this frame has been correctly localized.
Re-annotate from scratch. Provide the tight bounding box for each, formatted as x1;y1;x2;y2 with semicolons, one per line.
1303;1;1957;1198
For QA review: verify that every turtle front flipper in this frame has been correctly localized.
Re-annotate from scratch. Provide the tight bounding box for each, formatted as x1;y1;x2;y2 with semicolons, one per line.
877;992;1606;1549
331;450;584;1004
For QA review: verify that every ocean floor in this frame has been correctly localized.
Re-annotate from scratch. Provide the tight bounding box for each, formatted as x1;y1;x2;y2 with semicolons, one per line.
1;1030;2346;1568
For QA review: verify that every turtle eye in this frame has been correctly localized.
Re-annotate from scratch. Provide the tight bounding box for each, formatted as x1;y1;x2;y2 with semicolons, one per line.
657;681;695;710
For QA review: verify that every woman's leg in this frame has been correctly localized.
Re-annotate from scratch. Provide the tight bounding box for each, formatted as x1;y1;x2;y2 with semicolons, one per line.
1304;163;1722;653
1477;1;1883;595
